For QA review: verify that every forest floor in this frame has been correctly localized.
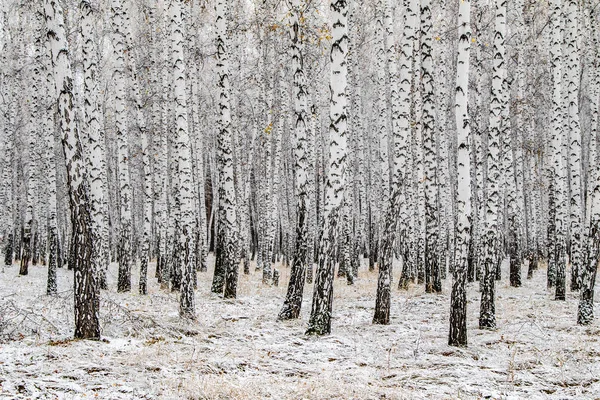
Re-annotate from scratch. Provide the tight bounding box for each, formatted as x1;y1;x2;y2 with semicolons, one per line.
1;257;599;400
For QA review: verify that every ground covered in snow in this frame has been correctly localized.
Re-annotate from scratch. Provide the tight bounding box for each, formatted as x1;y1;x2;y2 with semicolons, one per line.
1;258;599;399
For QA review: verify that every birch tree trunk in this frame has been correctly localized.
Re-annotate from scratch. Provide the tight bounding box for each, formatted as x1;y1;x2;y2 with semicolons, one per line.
306;0;348;336
565;0;582;292
1;12;14;272
279;0;310;320
480;0;506;330
420;0;440;294
43;17;58;294
577;8;598;324
374;0;388;272
20;9;43;276
120;0;152;296
111;0;133;293
397;0;418;289
81;0;109;297
550;0;567;300
579;75;599;323
213;0;239;298
449;0;471;347
170;0;195;317
435;0;451;283
44;0;99;339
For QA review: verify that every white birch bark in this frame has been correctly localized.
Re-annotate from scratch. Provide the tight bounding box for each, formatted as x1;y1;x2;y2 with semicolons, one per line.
42;14;58;293
578;6;599;324
169;0;195;317
279;0;310;320
449;0;471;347
80;0;108;294
565;0;583;291
420;0;440;293
20;11;43;276
121;0;152;295
397;0;419;288
213;0;239;298
111;0;133;293
307;0;348;336
551;0;568;299
480;0;506;330
44;0;99;339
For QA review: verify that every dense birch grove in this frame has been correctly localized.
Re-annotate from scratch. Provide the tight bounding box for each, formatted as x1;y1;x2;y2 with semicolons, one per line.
1;0;599;348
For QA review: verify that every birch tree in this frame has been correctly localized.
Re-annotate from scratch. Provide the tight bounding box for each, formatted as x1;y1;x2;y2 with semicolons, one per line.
577;7;599;324
44;13;58;295
397;0;419;289
80;0;108;298
449;0;471;347
480;0;506;330
170;0;195;317
279;0;310;321
44;0;99;339
420;0;440;294
565;0;582;292
111;0;133;293
212;0;239;299
306;0;348;336
549;0;567;300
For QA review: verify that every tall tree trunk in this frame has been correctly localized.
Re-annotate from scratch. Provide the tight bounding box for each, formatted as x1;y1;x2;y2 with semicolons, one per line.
397;0;418;290
120;0;152;296
20;9;42;276
44;20;58;294
420;0;440;293
449;0;471;347
111;0;133;293
45;0;99;340
566;0;582;292
577;9;599;324
550;0;567;301
213;0;239;298
279;0;310;321
81;0;108;301
480;0;506;330
170;0;195;317
306;0;348;336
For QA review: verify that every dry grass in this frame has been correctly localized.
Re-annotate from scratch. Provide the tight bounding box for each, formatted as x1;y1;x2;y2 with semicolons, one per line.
1;256;599;399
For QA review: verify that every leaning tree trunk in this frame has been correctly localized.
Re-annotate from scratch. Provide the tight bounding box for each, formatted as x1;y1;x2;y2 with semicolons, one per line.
45;0;99;340
306;0;348;336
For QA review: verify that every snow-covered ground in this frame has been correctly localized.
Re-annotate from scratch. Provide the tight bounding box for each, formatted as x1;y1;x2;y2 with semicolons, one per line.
1;258;599;399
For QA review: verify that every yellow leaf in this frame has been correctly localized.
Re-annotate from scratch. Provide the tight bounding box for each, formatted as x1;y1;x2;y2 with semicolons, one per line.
264;123;273;134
